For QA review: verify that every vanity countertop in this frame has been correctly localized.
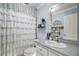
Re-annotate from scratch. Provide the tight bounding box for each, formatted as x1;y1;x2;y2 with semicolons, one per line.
35;40;79;56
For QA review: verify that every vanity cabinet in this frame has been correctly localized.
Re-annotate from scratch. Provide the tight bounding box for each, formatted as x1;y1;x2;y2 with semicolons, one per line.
48;52;57;56
36;44;48;56
36;42;64;56
48;49;63;56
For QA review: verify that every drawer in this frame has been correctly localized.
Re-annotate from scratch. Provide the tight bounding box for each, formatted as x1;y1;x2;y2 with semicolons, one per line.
48;49;63;56
49;52;58;56
36;45;47;56
36;51;43;56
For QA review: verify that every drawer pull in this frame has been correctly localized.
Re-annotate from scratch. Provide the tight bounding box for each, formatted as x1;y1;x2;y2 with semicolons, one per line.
40;49;42;51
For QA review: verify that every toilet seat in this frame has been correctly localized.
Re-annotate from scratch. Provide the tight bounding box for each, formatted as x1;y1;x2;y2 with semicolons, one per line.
24;47;36;56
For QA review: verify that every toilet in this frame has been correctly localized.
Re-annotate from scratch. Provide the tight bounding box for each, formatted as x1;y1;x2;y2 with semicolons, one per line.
24;47;36;56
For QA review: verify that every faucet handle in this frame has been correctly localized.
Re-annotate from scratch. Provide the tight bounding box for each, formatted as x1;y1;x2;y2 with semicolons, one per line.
56;40;59;42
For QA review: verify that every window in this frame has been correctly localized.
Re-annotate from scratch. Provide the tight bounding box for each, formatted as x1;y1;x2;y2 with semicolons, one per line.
64;13;77;41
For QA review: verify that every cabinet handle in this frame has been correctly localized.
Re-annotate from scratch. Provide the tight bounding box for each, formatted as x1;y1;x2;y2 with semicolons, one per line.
77;54;79;56
40;49;42;51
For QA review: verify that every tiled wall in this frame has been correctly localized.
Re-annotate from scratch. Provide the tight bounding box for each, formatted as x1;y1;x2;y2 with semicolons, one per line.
0;3;36;56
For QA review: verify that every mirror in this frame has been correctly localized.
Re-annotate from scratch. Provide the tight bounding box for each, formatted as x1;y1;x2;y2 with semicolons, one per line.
49;3;77;41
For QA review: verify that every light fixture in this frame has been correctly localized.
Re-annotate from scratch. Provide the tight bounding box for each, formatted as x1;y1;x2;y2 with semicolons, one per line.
50;4;60;13
24;3;29;5
24;3;29;4
51;8;56;12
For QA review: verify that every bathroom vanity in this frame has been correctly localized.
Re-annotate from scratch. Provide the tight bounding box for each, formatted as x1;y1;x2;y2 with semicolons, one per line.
35;40;79;56
36;41;64;56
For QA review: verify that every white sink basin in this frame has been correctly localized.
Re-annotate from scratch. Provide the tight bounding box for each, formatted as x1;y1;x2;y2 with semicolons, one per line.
45;41;67;48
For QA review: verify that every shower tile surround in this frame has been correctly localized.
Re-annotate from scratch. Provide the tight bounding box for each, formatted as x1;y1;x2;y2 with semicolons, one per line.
0;3;36;56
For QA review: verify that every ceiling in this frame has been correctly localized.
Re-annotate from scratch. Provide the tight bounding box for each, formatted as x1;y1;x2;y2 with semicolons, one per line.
24;3;60;10
24;3;45;9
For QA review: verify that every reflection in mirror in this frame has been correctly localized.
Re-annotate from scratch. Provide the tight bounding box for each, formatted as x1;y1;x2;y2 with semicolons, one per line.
49;3;77;42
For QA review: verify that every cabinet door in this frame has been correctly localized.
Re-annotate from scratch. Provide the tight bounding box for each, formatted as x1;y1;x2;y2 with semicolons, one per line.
49;52;58;56
48;49;63;56
36;51;43;56
36;44;47;56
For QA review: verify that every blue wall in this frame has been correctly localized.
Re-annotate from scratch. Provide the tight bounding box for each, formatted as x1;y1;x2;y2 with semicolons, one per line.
37;3;56;40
